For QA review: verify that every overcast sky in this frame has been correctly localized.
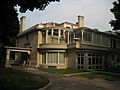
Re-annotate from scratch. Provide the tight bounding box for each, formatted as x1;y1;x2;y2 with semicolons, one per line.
18;0;115;31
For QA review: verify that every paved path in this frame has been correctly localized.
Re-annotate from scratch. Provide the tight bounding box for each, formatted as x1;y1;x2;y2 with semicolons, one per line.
12;66;120;90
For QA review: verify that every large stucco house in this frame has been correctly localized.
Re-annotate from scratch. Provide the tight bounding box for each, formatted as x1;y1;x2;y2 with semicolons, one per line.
5;15;120;71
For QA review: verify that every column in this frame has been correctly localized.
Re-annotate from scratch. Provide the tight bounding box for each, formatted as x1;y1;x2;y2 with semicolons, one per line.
58;29;60;43
58;52;60;64
67;31;69;44
81;30;84;43
46;53;48;64
84;52;88;70
5;50;11;67
45;30;48;43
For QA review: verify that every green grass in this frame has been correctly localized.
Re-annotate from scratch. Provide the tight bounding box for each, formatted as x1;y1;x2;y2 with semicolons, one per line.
39;68;85;74
74;72;120;81
0;68;49;90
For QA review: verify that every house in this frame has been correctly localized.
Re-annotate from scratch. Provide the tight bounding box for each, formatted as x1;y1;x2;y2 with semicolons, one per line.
5;15;120;71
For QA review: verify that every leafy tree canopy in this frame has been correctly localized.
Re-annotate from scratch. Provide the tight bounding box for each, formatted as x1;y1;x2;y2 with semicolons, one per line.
110;0;120;30
0;0;59;46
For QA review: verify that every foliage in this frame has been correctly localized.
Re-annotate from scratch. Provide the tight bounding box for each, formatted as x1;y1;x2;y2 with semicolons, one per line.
110;0;120;30
0;0;59;46
0;68;49;90
0;0;59;63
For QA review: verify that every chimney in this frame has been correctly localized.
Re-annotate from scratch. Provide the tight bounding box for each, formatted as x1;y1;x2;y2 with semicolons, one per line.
78;15;84;28
20;16;26;32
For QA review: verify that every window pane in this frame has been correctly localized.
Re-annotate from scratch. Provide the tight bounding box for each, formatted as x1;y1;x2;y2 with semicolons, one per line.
53;29;58;36
83;31;92;42
59;53;65;64
48;29;52;35
42;53;46;64
48;53;58;64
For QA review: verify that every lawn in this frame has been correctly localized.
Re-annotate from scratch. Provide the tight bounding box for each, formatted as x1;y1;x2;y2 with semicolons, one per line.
73;72;120;81
39;68;85;74
0;68;49;90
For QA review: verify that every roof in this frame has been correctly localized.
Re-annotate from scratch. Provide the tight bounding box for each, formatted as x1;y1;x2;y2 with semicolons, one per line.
59;22;78;26
74;27;118;36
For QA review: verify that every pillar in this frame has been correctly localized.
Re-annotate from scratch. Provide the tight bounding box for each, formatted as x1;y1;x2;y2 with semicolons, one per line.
67;31;70;44
84;52;88;70
81;30;84;43
5;50;11;67
58;29;60;43
45;30;48;43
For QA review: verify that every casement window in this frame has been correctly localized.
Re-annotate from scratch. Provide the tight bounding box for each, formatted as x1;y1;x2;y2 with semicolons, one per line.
93;33;101;44
42;52;65;64
53;29;58;36
48;29;52;35
88;53;104;70
83;31;92;42
42;53;46;64
59;53;65;64
77;54;84;69
102;35;108;46
48;53;58;64
75;31;82;39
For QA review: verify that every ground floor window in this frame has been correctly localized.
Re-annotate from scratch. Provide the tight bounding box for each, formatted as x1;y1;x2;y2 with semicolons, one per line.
59;53;65;64
48;53;58;64
77;53;104;70
77;53;84;69
88;53;104;70
42;53;46;64
42;52;65;64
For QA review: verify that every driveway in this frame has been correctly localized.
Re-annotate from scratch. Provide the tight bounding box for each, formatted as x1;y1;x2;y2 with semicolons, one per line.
13;66;120;90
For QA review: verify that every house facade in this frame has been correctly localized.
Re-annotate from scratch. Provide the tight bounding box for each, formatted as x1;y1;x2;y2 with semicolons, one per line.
7;16;120;71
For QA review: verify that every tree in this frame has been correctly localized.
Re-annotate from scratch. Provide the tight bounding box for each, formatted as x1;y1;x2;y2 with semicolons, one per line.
0;0;59;46
0;0;59;65
110;0;120;30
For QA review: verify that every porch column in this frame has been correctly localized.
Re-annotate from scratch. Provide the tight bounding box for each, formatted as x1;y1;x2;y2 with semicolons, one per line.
84;52;88;70
67;31;69;44
58;29;60;43
81;30;84;43
5;50;11;67
45;30;48;43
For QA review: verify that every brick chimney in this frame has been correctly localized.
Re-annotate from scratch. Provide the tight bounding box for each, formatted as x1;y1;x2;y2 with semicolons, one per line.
78;15;84;28
20;16;26;32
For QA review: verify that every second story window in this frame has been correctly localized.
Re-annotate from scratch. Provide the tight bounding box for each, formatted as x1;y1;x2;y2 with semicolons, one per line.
83;31;92;42
48;29;52;35
53;29;58;36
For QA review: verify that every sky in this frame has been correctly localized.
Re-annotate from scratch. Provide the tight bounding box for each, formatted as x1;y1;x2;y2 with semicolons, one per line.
18;0;115;31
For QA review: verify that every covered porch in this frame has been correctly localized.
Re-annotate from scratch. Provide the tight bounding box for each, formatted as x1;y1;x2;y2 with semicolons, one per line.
5;46;31;67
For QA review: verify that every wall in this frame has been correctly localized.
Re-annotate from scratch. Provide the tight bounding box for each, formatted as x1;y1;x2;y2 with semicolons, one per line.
17;30;38;67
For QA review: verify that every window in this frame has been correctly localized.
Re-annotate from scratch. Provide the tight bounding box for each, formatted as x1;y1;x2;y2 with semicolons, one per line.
48;53;58;64
93;33;101;44
10;51;15;60
53;29;58;36
48;29;52;35
66;26;70;29
42;53;46;64
61;30;64;36
59;53;65;64
61;30;65;39
83;31;92;42
102;35;108;46
77;53;84;69
75;31;82;39
88;53;104;70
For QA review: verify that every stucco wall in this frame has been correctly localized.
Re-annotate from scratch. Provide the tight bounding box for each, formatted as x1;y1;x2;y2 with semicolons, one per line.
67;49;76;69
17;30;39;67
